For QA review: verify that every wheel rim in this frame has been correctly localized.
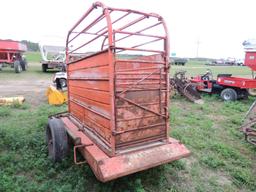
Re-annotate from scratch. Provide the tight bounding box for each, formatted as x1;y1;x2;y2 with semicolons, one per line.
61;80;66;88
223;93;231;100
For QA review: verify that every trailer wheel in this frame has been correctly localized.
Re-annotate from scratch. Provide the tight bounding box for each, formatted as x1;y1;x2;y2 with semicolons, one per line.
42;64;48;72
56;78;67;90
248;88;256;96
220;88;237;101
14;60;22;73
46;118;69;162
20;59;28;71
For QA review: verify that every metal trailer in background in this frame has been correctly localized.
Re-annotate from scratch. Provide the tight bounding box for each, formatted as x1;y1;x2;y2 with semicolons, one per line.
0;40;28;73
46;1;190;182
39;44;66;72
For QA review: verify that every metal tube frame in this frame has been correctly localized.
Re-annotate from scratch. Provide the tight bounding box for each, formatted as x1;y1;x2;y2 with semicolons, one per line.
66;1;170;155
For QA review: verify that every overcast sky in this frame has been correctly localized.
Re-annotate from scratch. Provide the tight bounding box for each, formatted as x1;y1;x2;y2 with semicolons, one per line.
1;0;255;59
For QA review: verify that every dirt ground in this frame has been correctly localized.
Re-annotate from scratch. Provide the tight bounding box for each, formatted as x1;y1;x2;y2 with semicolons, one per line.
0;78;51;106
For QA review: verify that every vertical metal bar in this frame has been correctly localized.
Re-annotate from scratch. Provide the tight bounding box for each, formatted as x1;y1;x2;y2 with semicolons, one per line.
159;68;162;114
7;52;10;62
103;7;116;156
161;17;170;141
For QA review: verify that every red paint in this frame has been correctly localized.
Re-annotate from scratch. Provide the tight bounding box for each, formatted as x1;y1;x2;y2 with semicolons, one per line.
54;1;191;182
245;51;256;71
0;40;27;63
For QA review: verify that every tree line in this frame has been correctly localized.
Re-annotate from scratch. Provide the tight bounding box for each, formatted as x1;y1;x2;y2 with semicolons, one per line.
21;40;39;52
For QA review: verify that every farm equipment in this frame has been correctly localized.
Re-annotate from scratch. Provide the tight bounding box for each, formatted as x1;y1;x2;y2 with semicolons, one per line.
191;40;256;101
46;86;67;105
191;69;255;101
0;40;28;73
240;100;256;145
52;71;67;90
0;96;25;106
170;70;203;103
39;44;66;72
46;2;190;182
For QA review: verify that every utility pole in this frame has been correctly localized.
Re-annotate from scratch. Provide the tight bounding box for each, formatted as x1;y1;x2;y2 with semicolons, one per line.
196;38;201;58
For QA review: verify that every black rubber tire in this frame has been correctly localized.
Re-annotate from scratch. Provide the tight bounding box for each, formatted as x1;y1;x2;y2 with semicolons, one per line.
220;88;238;101
56;78;67;90
20;59;28;71
14;60;22;73
42;64;48;72
46;118;69;162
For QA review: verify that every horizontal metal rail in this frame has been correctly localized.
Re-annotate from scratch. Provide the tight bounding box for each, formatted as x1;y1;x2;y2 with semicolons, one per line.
131;38;163;49
114;47;164;54
113;123;166;135
69;30;108;54
96;12;131;34
116;101;166;108
109;22;163;46
69;77;109;81
68;13;105;44
70;98;110;120
114;30;165;39
117;95;166;118
116;66;163;72
71;31;108;37
116;82;167;86
117;68;161;95
116;71;166;75
117;15;146;31
116;59;165;64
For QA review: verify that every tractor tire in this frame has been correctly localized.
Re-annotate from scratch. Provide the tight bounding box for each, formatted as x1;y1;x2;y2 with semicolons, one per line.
20;59;28;71
56;78;67;90
220;88;238;101
46;118;69;162
248;88;256;96
14;60;22;73
42;64;48;72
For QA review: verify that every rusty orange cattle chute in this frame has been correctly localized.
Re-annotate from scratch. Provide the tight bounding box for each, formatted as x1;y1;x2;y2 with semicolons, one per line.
46;1;190;182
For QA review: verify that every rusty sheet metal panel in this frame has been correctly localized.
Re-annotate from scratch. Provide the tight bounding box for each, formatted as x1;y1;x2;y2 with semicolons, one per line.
114;54;168;151
67;50;113;151
67;52;169;156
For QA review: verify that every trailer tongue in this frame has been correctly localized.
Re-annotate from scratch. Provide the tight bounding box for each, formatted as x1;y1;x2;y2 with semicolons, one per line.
46;1;190;182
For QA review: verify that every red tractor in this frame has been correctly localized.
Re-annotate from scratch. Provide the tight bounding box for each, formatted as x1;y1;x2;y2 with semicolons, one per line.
191;43;256;101
191;69;256;101
0;40;28;73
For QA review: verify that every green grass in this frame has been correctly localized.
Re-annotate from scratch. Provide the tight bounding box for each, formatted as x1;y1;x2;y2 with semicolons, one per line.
0;59;256;191
171;60;252;78
25;51;41;63
0;52;55;80
0;96;256;191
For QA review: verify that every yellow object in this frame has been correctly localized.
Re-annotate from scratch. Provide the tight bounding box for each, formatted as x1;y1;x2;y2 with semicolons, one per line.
46;86;67;105
0;96;25;105
248;88;256;96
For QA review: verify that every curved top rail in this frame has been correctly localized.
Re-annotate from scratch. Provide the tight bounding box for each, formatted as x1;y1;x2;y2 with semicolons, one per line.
66;1;169;63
